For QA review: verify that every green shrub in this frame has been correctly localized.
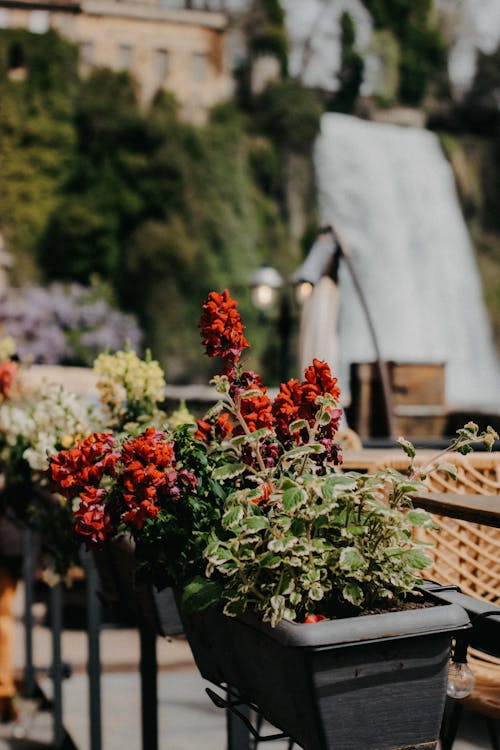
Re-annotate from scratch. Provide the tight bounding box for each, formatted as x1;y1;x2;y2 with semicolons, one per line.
332;12;365;113
361;0;447;105
254;79;323;154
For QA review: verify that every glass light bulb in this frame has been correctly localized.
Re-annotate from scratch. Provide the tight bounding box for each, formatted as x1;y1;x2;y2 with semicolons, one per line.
447;661;475;699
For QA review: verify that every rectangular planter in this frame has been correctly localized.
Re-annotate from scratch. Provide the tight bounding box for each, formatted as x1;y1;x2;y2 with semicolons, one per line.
182;597;470;750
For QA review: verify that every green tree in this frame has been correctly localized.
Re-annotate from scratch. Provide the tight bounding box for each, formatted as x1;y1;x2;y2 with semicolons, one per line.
361;0;447;105
333;12;365;113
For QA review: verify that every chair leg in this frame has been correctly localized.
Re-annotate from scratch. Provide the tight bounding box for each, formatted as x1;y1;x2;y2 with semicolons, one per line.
440;698;464;750
486;717;500;750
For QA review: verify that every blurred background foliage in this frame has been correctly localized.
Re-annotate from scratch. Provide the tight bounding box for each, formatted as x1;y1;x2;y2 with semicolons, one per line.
0;0;500;378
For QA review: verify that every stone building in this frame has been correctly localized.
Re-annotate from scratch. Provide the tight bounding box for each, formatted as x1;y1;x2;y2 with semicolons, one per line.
0;0;235;122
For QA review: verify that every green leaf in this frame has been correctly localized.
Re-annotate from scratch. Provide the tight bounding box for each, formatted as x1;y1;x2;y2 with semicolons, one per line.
289;419;309;433
212;463;247;481
435;462;457;480
240;389;266;399
403;548;433;570
317;409;334;426
285;444;325;459
339;547;366;571
223;506;244;529
206;545;233;564
181;576;222;613
342;581;363;607
243;516;268;532
407;509;433;527
322;475;357;499
282;486;307;512
315;393;339;409
309;584;324;601
397;437;416;459
223;597;246;617
202;401;226;420
260;552;282;569
280;477;299;491
345;525;368;537
245;428;272;442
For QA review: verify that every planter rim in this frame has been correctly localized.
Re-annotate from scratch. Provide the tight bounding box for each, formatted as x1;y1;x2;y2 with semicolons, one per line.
236;598;470;649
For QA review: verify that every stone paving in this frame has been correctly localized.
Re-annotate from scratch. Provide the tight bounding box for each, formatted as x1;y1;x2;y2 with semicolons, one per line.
0;586;491;750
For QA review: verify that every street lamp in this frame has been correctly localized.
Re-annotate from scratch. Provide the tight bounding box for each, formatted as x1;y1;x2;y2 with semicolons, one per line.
249;265;284;311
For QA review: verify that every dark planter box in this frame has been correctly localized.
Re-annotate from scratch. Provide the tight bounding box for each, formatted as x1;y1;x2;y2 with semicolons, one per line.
182;598;470;750
92;539;182;637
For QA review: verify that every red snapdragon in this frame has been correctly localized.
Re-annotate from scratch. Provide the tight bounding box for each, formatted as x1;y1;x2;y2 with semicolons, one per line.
199;289;250;364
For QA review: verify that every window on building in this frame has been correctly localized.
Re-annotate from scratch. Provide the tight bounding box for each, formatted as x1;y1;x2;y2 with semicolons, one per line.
0;9;11;29
192;52;207;83
155;49;169;84
117;44;133;71
29;10;50;34
80;41;95;67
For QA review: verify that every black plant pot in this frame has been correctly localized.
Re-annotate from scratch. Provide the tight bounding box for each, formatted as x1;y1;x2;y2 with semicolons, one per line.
181;597;470;750
92;538;182;637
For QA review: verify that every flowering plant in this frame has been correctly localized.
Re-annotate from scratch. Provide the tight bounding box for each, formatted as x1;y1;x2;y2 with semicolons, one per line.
48;290;497;626
0;282;143;366
93;348;167;431
0;345;185;577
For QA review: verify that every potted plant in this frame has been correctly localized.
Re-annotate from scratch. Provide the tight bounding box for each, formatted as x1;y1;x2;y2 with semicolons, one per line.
47;290;496;750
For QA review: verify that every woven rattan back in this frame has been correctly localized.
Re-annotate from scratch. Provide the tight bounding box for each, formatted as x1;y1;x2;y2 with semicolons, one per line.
377;452;500;604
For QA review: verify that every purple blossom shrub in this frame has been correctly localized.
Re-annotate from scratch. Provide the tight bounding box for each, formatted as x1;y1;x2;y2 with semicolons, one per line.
0;283;143;365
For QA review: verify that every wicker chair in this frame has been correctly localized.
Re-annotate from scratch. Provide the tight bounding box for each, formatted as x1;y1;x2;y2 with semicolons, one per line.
377;452;500;750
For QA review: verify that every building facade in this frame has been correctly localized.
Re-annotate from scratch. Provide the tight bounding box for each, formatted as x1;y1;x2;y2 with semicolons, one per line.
0;0;235;122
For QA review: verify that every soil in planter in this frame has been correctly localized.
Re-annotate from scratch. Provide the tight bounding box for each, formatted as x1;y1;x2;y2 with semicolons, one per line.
317;591;436;622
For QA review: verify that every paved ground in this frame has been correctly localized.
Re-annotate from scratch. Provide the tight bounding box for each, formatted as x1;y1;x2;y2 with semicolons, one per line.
0;586;492;750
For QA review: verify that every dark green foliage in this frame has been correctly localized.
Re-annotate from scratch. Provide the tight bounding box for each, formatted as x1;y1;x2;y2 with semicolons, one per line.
254;79;323;154
246;0;288;75
361;0;446;105
333;12;365;113
0;26;307;383
250;29;288;75
398;24;446;104
41;201;119;282
461;44;500;133
0;28;78;91
262;0;285;26
0;30;79;277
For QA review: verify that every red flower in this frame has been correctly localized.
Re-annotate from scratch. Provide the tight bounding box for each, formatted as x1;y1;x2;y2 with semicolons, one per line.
302;359;341;404
250;482;273;506
122;499;160;531
0;361;18;401
118;428;197;531
272;378;303;441
303;614;327;624
48;433;118;498
231;371;275;435
74;489;113;545
272;360;342;450
199;289;250;363
195;412;234;442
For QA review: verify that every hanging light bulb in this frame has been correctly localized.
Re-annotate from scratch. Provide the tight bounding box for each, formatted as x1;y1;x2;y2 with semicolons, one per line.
447;637;475;699
447;661;475;699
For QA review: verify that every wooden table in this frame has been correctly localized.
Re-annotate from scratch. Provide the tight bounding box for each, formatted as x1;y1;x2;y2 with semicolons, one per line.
411;492;500;528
